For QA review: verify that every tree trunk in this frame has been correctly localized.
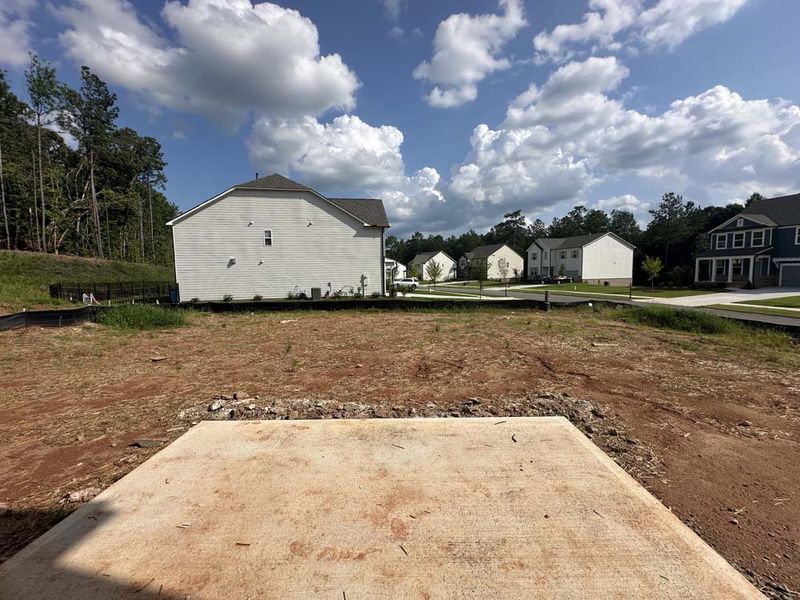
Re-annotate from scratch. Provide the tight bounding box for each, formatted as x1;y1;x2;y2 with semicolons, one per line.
147;181;155;263
0;141;10;250
139;195;145;262
37;114;47;253
89;150;104;258
31;151;41;251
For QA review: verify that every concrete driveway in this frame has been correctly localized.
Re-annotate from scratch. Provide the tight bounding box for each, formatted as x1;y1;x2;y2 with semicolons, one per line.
637;287;800;307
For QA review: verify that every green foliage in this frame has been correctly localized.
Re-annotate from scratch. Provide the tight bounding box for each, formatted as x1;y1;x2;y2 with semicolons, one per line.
425;260;443;285
98;304;186;330
558;263;566;277
617;305;738;335
223;294;233;302
0;249;172;312
642;255;664;286
0;61;177;263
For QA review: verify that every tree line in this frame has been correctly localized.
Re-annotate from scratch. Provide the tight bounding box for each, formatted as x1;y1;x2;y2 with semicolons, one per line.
387;192;764;285
0;55;177;264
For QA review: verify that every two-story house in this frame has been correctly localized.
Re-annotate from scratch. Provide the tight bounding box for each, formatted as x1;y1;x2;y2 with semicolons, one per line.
694;193;800;287
527;233;634;285
458;244;524;281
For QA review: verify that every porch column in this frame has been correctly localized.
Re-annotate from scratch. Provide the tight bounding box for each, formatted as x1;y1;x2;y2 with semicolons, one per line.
727;259;733;283
694;258;700;283
711;259;717;283
748;257;754;283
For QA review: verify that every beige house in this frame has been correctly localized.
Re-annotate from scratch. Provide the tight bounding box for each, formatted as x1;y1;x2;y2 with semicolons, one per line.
409;251;457;281
528;233;634;285
167;174;389;301
459;244;524;280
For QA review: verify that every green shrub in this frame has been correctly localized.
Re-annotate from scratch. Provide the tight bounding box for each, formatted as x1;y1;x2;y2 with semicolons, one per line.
253;294;263;301
618;305;737;335
98;304;187;330
223;294;234;302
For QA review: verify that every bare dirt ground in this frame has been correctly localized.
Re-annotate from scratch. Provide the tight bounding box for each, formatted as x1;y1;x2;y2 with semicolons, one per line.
1;308;798;597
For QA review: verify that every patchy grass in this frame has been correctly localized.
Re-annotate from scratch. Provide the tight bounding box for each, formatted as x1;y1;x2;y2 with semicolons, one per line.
98;304;187;331
710;304;800;319
0;250;173;314
516;283;719;298
609;304;739;334
739;295;800;309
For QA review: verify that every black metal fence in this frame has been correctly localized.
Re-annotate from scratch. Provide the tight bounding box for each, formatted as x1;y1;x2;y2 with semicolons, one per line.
48;281;178;304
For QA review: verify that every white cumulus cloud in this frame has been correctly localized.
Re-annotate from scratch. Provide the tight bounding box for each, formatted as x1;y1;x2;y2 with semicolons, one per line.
534;0;751;63
57;0;359;127
413;0;527;108
448;55;800;221
248;114;445;231
0;0;36;66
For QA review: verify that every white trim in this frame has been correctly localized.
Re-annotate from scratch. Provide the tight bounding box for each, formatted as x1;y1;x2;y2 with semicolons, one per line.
732;232;745;248
795;227;800;245
715;234;727;249
750;229;766;247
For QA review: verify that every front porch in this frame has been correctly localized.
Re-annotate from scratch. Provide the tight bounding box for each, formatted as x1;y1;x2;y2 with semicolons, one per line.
695;255;775;286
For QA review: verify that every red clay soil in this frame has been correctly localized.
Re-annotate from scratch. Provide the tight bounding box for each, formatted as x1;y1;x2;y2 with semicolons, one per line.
0;309;798;597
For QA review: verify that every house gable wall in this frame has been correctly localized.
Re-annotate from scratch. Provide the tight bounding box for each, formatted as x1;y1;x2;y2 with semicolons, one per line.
581;235;634;282
171;189;383;300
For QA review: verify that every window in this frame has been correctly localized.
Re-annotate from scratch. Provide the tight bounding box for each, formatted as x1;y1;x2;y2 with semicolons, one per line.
571;249;579;259
531;252;538;261
732;232;745;248
752;230;764;247
716;234;727;250
264;230;273;246
796;227;800;245
559;251;566;260
543;251;548;259
732;259;743;276
736;218;744;227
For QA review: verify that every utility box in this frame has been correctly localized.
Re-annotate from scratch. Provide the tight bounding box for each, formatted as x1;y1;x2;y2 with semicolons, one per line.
310;287;321;301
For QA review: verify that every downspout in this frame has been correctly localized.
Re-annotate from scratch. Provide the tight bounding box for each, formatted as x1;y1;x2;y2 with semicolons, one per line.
381;228;386;296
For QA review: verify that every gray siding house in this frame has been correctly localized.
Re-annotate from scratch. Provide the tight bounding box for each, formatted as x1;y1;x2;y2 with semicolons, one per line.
167;174;389;301
694;193;800;287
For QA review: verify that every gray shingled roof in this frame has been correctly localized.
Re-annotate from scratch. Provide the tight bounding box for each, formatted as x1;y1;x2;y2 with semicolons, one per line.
535;233;606;250
231;173;388;227
328;198;389;228
740;193;800;226
696;246;773;258
465;243;508;259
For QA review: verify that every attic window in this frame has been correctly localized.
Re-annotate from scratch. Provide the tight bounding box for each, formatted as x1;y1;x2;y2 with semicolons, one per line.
264;230;273;246
531;252;538;261
571;249;579;259
736;218;744;227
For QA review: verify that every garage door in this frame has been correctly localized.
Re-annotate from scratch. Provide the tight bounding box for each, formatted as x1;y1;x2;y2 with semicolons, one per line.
781;264;800;287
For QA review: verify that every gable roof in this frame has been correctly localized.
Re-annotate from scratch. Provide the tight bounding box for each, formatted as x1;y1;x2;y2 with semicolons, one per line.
532;233;606;251
411;250;453;264
166;173;389;228
528;232;636;252
464;243;510;259
740;193;800;226
234;173;311;191
328;198;389;228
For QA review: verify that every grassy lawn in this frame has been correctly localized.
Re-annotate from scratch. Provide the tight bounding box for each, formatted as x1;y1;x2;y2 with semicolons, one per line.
439;280;507;289
708;304;800;320
738;295;800;309
516;283;720;298
0;250;173;314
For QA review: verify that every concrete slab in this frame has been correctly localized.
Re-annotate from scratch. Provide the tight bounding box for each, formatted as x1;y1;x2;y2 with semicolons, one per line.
0;417;762;599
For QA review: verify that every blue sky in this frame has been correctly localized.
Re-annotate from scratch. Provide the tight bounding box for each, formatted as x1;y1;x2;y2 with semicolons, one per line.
2;0;799;235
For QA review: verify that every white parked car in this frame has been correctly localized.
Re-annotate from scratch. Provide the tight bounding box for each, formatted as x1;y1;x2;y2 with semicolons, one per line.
394;277;419;289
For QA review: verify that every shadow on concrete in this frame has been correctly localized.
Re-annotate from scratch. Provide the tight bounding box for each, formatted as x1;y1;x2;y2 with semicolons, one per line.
0;503;185;599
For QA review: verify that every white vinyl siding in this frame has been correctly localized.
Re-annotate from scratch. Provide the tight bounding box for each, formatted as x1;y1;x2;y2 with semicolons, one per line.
171;189;383;301
580;235;634;282
483;246;524;280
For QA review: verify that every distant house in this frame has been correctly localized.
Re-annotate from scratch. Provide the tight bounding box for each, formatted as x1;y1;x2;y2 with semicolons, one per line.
385;258;407;282
409;251;456;281
694;193;800;287
459;244;524;281
166;174;389;301
528;233;635;285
